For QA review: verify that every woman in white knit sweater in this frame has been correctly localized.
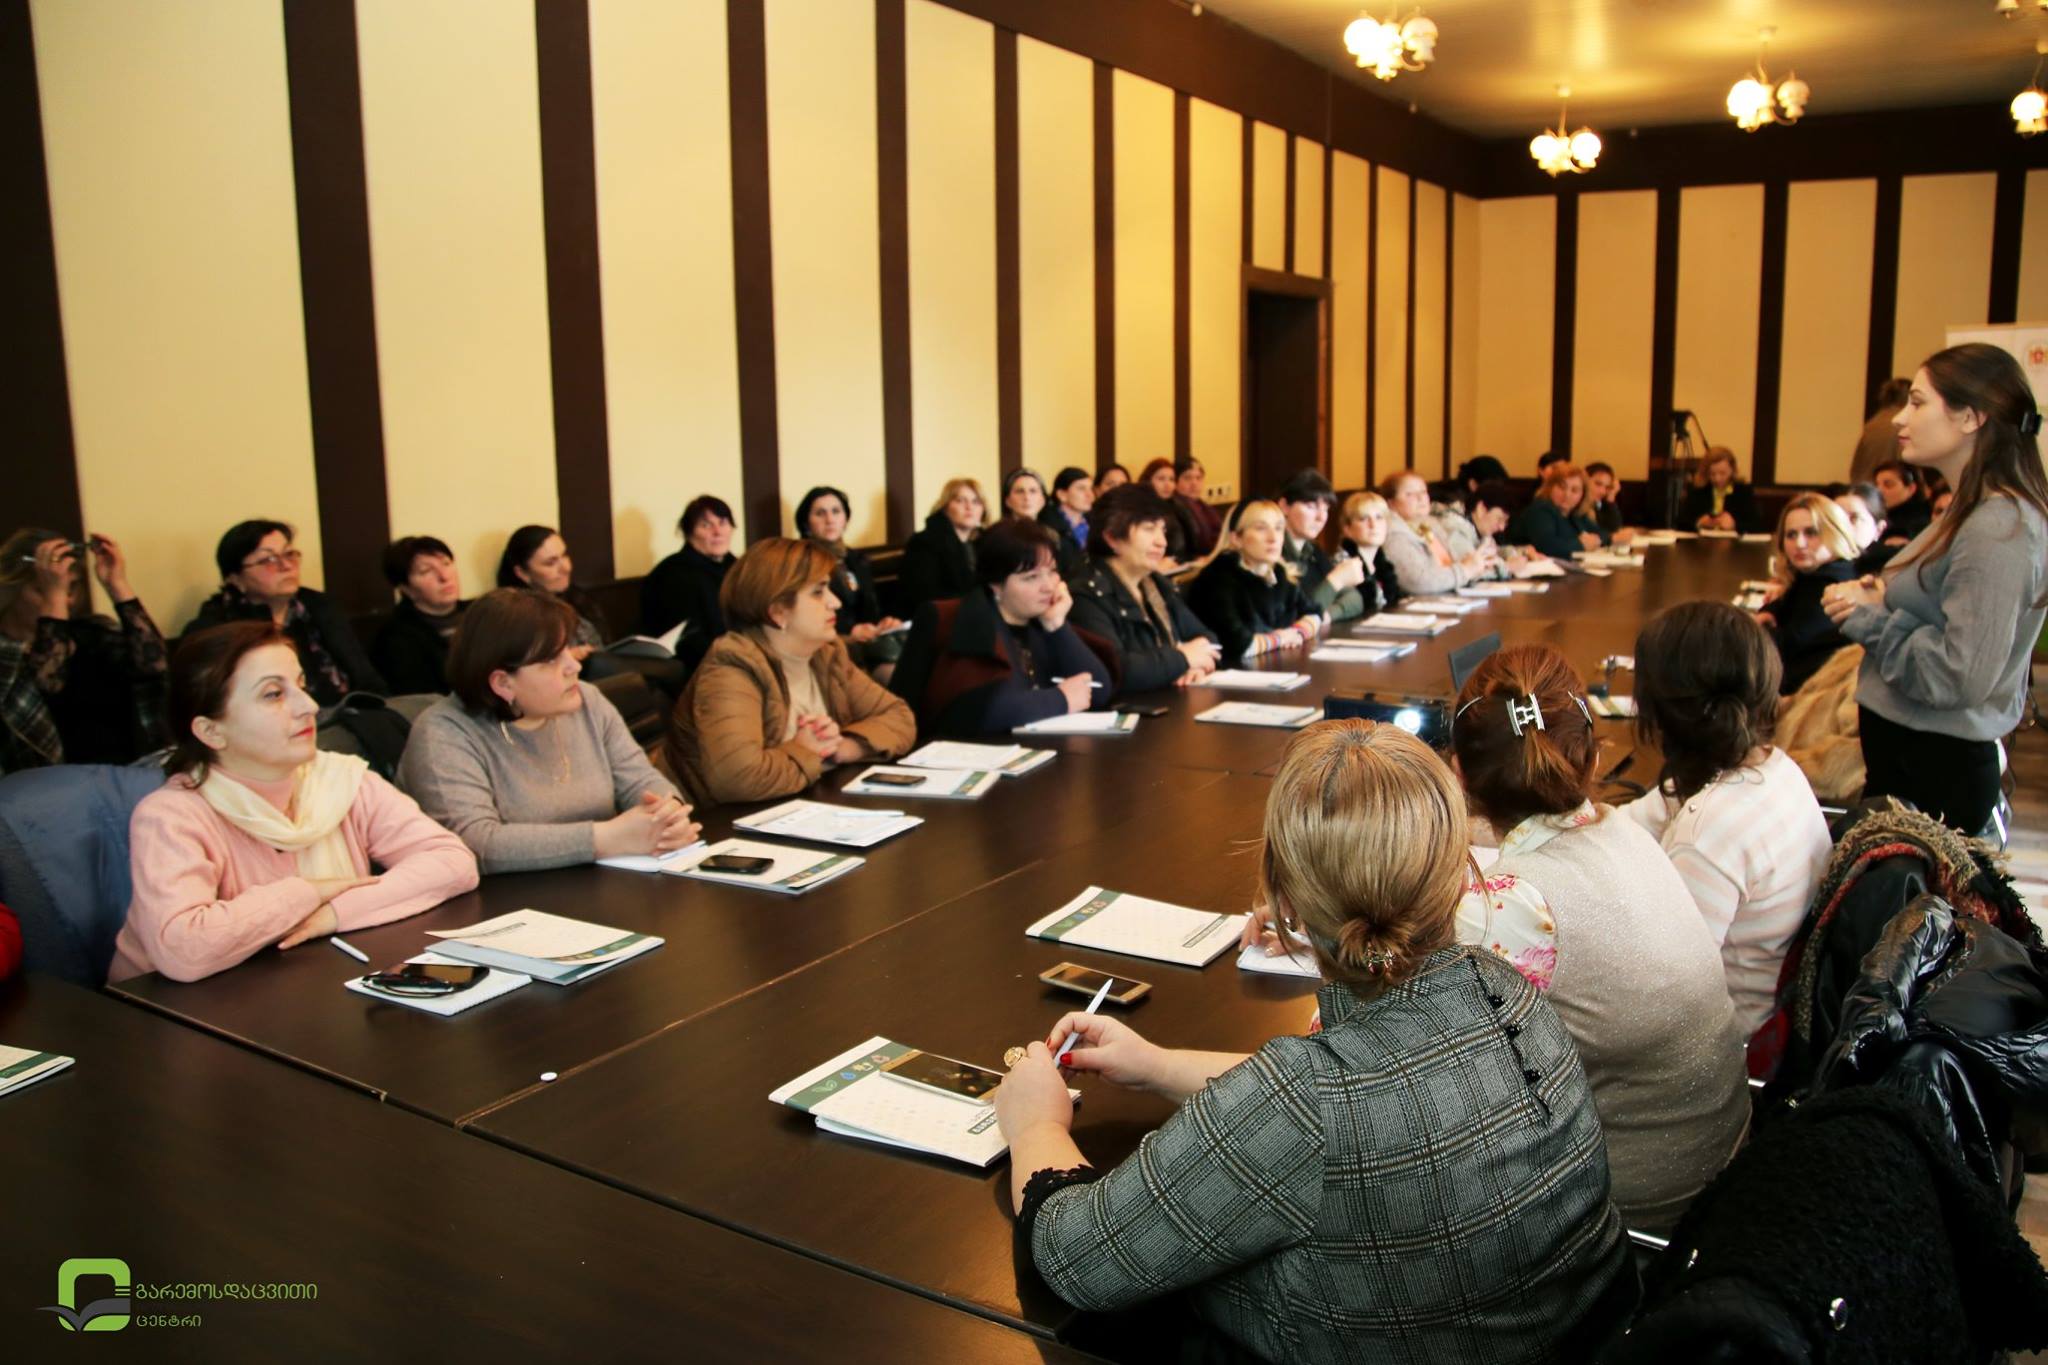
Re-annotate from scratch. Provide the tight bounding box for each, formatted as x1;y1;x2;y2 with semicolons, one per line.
1451;643;1750;1233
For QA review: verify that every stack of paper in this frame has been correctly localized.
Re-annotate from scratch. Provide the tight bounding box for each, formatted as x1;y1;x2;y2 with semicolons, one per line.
1197;670;1310;691
1738;532;1774;543
1577;565;1614;578
669;838;865;895
1502;581;1550;594
1577;550;1641;570
1456;583;1515;598
1194;701;1322;728
1367;613;1452;635
1310;641;1410;663
1634;530;1681;546
426;911;662;985
1403;595;1486;615
1698;528;1740;539
843;765;999;800
0;1044;74;1097
1508;558;1568;578
900;741;1055;777
735;799;923;848
596;840;708;874
770;1037;1072;1168
1012;711;1138;737
345;951;532;1014
1026;886;1245;966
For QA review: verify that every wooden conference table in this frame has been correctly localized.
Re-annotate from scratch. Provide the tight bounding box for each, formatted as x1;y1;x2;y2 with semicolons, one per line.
91;536;1765;1346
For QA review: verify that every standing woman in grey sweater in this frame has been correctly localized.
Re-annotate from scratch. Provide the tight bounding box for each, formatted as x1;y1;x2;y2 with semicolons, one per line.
1823;343;2048;834
398;589;700;873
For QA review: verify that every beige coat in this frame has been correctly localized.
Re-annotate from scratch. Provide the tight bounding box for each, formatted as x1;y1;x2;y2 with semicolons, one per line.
1777;644;1865;802
666;630;916;806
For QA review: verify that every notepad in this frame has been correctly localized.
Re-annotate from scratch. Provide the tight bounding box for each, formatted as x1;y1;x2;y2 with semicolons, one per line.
1577;551;1641;570
1455;583;1515;597
0;1044;74;1097
595;840;709;874
1501;581;1550;593
734;799;923;848
601;618;688;659
1739;533;1774;543
1698;528;1740;539
1577;566;1614;578
1197;670;1310;691
1236;936;1321;978
344;951;532;1015
1026;886;1245;966
427;911;663;984
1012;711;1139;736
1508;558;1568;578
1310;643;1408;663
900;741;1055;777
843;765;999;800
1367;613;1452;634
1194;701;1321;728
1588;693;1638;718
668;837;864;894
1634;530;1681;546
1331;637;1417;657
1403;595;1486;614
771;1037;1073;1169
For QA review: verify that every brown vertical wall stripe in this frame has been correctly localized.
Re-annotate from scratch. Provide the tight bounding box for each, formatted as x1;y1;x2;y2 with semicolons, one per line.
1092;61;1115;470
1548;189;1577;458
992;26;1021;483
1440;191;1453;477
1751;179;1790;486
876;0;914;536
282;0;391;614
1988;165;2025;327
727;0;781;539
1402;174;1416;467
534;0;614;582
2;0;82;540
1864;174;1902;413
1320;142;1333;473
1172;91;1190;463
1646;186;1680;482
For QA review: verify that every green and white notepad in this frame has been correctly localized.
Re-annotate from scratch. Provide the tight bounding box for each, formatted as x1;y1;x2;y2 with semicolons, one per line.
900;741;1055;777
1193;701;1322;729
1026;886;1244;967
0;1044;74;1098
426;910;662;984
734;799;923;849
1012;711;1138;736
1403;595;1486;615
843;765;999;799
1197;670;1310;691
1311;640;1413;663
669;838;864;895
1366;612;1452;635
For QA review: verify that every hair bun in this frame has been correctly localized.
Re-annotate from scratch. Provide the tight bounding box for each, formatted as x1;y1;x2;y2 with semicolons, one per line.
1335;919;1398;974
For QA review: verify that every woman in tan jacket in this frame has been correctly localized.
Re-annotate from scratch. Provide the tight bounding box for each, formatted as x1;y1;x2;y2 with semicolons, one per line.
666;539;916;806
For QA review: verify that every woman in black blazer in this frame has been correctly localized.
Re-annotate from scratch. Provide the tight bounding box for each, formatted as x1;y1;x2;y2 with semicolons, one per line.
899;478;991;610
639;495;739;673
1186;501;1323;663
1681;447;1763;534
796;484;904;679
1065;486;1220;691
1757;493;1859;695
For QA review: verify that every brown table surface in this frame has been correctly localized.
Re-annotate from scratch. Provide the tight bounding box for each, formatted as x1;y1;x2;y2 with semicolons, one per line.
469;774;1316;1337
110;752;1216;1125
0;975;1097;1362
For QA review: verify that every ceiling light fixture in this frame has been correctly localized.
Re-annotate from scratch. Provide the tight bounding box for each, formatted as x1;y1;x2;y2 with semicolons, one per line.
1996;1;2048;16
1726;27;1809;132
1529;86;1600;176
2016;41;2048;136
1342;9;1438;82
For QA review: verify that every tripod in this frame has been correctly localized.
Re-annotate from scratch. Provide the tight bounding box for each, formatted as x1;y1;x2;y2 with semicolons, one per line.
1662;409;1708;529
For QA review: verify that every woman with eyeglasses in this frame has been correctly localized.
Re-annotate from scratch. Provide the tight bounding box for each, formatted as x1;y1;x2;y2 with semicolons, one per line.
398;589;700;874
1754;494;1859;696
0;527;170;773
112;622;476;983
890;518;1114;737
185;519;386;706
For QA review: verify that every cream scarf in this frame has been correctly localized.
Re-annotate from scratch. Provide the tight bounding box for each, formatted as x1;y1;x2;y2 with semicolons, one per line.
197;750;370;881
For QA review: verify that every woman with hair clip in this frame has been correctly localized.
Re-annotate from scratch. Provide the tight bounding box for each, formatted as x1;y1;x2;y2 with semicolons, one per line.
1622;603;1831;1037
1448;643;1749;1232
995;720;1633;1362
1823;342;2048;834
115;623;477;983
1186;501;1325;663
1755;493;1860;695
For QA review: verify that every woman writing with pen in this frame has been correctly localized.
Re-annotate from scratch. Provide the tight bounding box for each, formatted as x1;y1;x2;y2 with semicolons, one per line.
889;518;1115;737
993;720;1632;1362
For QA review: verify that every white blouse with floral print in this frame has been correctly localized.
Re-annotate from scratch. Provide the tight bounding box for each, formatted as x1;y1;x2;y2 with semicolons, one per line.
1455;803;1600;993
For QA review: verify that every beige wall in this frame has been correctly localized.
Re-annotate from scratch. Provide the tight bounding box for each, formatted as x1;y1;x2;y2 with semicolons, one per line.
1111;69;1175;469
1188;97;1243;497
1778;179;1877;486
1329;151;1370;491
1373;167;1410;474
2021;169;2048;324
1893;172;1997;376
1473;195;1555;470
1448;193;1480;470
1672;183;1763;476
1292;137;1324;277
1015;35;1094;490
35;0;324;630
1411;181;1447;477
1570;190;1657;479
590;0;745;571
1250;121;1286;272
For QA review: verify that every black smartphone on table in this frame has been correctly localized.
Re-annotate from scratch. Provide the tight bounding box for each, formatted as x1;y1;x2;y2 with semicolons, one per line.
363;961;490;995
700;853;775;874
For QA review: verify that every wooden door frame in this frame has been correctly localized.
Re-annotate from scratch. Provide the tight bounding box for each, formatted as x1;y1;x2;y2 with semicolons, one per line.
1240;266;1333;496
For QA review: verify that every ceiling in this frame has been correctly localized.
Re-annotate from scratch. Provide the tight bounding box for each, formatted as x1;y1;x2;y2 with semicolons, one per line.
1197;0;2048;138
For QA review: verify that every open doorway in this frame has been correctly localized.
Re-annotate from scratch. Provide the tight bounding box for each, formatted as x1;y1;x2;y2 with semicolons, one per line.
1241;271;1329;505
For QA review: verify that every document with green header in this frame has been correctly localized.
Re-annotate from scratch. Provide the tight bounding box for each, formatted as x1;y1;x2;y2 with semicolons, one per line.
1026;886;1245;967
0;1044;73;1098
426;909;662;984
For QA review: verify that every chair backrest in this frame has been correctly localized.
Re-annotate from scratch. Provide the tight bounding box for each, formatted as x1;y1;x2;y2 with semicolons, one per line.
0;763;165;984
591;671;667;751
315;693;413;780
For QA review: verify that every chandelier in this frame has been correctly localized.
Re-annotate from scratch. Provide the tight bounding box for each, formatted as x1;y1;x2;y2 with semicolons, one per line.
1726;28;1809;132
2015;41;2048;137
1342;9;1438;82
1529;86;1600;177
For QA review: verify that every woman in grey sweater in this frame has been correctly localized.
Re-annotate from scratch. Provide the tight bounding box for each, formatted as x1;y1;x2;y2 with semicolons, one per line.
1823;343;2048;834
398;590;699;873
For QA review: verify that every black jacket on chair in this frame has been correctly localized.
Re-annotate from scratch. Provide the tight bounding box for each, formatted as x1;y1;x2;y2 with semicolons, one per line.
1185;552;1316;664
899;513;979;611
1339;540;1405;615
1065;558;1217;693
640;546;733;671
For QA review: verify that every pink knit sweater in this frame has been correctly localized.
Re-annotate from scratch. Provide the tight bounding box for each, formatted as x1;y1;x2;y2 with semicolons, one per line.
110;767;479;984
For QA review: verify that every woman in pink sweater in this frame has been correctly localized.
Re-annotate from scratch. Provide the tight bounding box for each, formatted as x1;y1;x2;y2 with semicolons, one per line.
111;622;477;983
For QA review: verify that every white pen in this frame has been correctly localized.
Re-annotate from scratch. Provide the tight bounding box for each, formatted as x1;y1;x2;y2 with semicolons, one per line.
1054;977;1115;1064
329;935;370;964
1051;677;1106;689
